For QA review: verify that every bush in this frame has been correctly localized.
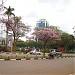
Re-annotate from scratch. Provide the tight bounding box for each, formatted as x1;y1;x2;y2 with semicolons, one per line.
23;52;27;54
0;55;3;59
4;56;10;60
34;57;38;60
64;50;75;53
0;45;7;52
15;48;20;51
26;58;30;60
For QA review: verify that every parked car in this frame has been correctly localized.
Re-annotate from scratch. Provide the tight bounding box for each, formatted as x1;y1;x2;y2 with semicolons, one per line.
22;48;32;53
30;48;41;55
49;49;62;56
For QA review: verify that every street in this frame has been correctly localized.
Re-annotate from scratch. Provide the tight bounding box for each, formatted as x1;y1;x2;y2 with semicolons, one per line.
0;58;75;75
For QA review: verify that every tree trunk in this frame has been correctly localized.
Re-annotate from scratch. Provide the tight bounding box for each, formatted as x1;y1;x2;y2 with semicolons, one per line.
43;43;46;58
43;48;45;58
13;35;16;51
6;15;9;51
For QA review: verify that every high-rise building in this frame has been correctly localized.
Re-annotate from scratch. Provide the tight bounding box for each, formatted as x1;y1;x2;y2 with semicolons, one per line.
36;19;49;28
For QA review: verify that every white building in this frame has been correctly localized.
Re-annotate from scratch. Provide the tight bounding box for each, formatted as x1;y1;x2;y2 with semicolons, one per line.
0;24;6;45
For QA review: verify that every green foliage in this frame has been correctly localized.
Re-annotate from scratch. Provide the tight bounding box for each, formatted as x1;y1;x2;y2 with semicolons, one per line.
0;55;3;59
16;32;75;53
4;56;10;60
16;41;26;48
2;46;7;52
58;33;75;50
0;45;7;52
15;48;20;52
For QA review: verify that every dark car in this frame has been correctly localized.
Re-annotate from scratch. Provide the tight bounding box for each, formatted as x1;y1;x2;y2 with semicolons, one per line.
22;48;32;53
49;49;62;56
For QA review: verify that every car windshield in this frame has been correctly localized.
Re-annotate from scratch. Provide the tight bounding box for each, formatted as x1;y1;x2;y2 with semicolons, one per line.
36;48;40;51
56;50;61;52
49;49;56;52
49;49;61;52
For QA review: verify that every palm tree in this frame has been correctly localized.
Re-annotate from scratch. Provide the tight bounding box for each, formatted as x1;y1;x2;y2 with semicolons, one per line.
4;6;15;21
4;6;15;51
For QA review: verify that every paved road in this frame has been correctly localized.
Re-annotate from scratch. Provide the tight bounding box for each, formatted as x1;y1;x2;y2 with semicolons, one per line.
0;58;75;75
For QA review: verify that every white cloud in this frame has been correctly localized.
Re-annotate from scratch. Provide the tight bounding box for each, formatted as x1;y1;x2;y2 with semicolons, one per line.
4;0;75;35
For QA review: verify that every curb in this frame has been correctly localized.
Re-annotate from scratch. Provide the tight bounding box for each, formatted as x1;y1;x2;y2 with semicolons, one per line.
11;59;16;60
0;58;47;61
0;59;4;60
0;57;74;61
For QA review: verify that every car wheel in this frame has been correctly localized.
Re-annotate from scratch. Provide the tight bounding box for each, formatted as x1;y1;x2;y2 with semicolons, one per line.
39;53;40;55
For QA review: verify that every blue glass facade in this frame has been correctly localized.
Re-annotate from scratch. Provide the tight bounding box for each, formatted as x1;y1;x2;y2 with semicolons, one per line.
36;19;49;28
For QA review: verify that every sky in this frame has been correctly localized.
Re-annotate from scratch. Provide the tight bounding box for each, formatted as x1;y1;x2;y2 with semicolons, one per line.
4;0;75;36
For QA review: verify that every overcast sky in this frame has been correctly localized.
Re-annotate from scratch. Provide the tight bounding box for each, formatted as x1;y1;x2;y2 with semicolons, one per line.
4;0;75;35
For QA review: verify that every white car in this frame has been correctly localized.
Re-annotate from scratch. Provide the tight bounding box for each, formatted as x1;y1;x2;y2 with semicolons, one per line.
30;49;41;55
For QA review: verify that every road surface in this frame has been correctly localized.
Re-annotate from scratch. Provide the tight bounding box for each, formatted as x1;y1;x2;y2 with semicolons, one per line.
0;58;75;75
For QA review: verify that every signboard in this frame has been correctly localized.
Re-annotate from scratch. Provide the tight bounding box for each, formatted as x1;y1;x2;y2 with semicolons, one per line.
57;47;65;51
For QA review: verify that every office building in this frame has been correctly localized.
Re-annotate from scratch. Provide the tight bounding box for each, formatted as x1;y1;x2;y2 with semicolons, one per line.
36;19;49;28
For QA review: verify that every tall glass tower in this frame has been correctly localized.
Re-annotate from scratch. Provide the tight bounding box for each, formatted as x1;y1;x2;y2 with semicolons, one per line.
36;19;49;28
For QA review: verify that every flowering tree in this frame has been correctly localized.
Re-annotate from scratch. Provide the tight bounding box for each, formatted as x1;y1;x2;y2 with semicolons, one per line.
33;28;61;57
1;16;30;51
1;5;30;51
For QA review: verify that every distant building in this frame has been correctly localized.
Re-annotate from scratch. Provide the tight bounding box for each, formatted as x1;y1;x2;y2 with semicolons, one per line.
0;24;6;45
36;19;49;28
0;37;6;45
49;25;60;30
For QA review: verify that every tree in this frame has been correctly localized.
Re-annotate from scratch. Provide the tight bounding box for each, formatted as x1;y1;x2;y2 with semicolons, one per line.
2;6;15;51
4;6;15;17
1;6;31;51
57;33;75;51
1;16;30;51
4;6;15;29
33;28;60;57
10;16;30;51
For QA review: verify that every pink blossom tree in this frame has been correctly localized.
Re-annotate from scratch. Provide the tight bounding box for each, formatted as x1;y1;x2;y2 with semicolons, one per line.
1;6;30;51
1;16;30;51
33;28;61;57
